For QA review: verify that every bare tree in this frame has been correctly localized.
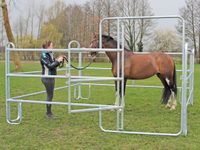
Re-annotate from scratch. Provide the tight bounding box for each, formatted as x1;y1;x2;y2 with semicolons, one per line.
196;1;200;62
116;0;154;51
177;0;200;63
45;0;66;21
101;0;118;36
137;0;153;51
1;0;21;71
0;10;6;46
82;2;92;46
36;4;45;39
95;0;104;32
15;15;24;45
88;0;104;33
102;0;112;35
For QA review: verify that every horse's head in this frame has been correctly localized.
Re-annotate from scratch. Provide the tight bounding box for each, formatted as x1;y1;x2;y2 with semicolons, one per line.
89;33;100;58
89;33;115;58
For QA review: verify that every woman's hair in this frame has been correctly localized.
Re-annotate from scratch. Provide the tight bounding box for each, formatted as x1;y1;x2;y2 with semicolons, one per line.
42;40;52;49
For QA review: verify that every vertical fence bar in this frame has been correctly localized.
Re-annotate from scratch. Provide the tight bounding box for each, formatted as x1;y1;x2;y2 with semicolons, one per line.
99;18;103;129
189;48;194;105
191;49;194;105
5;43;22;124
68;48;71;113
99;20;103;49
78;51;82;99
120;24;125;130
68;41;83;100
5;44;11;122
181;19;187;135
76;41;82;99
116;19;120;131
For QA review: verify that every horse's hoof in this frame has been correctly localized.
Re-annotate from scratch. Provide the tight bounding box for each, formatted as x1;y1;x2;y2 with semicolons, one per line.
46;112;57;119
165;104;171;108
170;105;176;110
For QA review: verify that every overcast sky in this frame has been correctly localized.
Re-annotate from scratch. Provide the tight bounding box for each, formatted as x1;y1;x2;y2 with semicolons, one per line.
151;0;186;28
10;0;186;29
151;0;185;15
11;0;186;15
60;0;186;15
72;0;186;28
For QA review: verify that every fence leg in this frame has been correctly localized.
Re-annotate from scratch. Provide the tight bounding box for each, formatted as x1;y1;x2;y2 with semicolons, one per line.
6;101;22;124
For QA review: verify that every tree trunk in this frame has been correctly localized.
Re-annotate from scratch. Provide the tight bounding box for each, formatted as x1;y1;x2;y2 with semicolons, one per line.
138;18;144;52
1;0;22;71
198;32;200;63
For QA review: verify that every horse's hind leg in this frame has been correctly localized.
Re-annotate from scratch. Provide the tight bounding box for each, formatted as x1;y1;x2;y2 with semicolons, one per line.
160;77;177;110
169;67;177;110
169;90;177;110
168;80;177;110
157;74;171;106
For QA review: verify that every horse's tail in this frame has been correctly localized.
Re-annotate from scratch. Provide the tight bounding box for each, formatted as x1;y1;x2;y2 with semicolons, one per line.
161;62;177;104
161;84;171;104
172;63;177;97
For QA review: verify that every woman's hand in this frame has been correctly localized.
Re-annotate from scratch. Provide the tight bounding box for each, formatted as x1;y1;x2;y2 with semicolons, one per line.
57;55;67;68
57;56;64;63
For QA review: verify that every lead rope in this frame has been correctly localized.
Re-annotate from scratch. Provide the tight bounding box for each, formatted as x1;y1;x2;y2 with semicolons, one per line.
59;54;96;70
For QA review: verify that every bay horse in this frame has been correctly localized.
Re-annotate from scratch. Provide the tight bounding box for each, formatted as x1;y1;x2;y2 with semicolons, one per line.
89;34;177;110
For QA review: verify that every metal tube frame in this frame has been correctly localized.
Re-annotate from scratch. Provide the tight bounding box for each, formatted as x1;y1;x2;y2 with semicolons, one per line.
5;43;22;124
68;40;90;100
5;15;194;137
5;42;123;124
98;15;194;136
187;48;195;106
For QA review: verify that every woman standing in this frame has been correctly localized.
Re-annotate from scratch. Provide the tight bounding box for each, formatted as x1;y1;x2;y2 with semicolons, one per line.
40;41;64;118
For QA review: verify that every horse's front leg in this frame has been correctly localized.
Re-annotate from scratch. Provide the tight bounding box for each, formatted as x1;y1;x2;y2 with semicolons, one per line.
114;79;127;107
121;79;127;108
114;81;119;106
114;80;121;106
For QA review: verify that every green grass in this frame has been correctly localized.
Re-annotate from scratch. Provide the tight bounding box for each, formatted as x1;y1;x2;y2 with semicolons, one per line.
0;61;200;150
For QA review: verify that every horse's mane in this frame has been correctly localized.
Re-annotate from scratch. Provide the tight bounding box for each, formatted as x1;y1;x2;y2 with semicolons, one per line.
102;35;114;41
102;34;130;52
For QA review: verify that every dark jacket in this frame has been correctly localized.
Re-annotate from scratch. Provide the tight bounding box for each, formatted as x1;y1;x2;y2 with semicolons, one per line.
40;51;60;75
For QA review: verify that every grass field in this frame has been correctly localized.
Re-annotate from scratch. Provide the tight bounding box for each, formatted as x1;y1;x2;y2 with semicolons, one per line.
0;61;200;150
